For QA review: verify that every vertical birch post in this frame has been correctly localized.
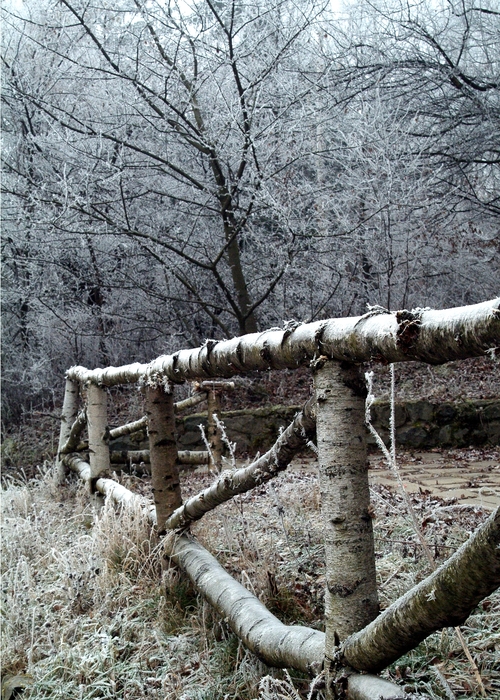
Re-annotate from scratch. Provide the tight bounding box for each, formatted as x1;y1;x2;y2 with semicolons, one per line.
146;385;182;534
56;378;79;484
207;386;223;472
313;361;379;693
87;383;110;490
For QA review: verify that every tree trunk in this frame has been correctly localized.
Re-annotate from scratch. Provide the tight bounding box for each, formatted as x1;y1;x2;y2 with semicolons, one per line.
56;378;79;483
341;505;500;673
313;361;379;665
87;383;110;485
66;299;500;387
146;386;182;534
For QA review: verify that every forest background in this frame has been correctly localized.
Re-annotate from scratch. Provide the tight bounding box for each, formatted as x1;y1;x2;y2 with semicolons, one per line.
2;0;499;429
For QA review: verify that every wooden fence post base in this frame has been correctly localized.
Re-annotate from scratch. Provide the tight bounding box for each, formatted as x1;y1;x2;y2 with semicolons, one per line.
146;385;182;535
313;361;379;696
56;378;79;485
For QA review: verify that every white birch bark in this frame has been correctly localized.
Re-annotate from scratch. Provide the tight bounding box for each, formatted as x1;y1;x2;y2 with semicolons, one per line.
66;299;500;387
56;378;79;483
174;392;208;413
164;532;325;674
164;398;316;530
313;362;379;664
146;386;182;534
109;416;148;440
87;384;110;483
60;408;87;455
347;675;410;699
177;450;210;465
341;505;500;673
64;454;157;522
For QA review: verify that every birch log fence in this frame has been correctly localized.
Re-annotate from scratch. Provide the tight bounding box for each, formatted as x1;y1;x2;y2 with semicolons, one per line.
56;298;500;700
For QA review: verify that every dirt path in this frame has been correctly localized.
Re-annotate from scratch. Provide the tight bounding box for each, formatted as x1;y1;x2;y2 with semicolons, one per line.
368;447;500;511
289;447;500;511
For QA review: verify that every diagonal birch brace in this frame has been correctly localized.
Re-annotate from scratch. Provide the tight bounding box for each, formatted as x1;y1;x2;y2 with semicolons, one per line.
60;407;87;455
341;504;500;673
164;531;325;674
164;397;316;530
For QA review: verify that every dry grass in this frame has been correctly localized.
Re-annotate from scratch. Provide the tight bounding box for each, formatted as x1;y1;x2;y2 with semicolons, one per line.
1;457;499;700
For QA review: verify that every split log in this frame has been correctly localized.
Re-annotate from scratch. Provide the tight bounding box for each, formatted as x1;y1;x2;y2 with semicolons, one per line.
56;378;79;483
164;398;316;531
146;386;182;534
342;505;500;673
66;299;500;386
87;384;110;483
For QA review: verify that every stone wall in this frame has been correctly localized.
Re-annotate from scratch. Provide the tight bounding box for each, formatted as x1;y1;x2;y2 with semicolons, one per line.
175;399;500;455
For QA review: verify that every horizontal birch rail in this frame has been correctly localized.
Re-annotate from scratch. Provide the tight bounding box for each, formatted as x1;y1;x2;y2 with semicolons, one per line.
110;450;210;467
66;299;500;386
165;398;316;530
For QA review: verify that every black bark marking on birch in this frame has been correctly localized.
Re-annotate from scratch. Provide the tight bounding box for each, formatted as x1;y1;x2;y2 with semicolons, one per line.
200;340;220;376
339;362;368;398
396;310;422;353
171;352;182;381
260;340;274;368
281;320;303;348
315;322;329;357
235;339;245;369
328;579;364;597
